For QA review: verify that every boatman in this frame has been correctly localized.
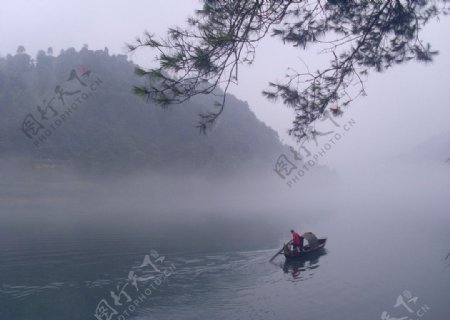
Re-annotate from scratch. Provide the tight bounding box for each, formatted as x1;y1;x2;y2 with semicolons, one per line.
290;229;303;252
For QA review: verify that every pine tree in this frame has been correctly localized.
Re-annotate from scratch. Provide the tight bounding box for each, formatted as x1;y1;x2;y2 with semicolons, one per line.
129;0;448;141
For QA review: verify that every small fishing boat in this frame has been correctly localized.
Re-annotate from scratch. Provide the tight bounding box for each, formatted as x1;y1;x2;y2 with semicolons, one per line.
269;232;327;262
270;232;327;261
283;235;327;260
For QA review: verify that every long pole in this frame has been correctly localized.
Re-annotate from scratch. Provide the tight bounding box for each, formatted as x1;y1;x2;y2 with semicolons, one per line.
269;240;292;261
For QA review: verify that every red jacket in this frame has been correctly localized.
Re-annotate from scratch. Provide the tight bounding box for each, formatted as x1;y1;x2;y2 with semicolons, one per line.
292;232;301;244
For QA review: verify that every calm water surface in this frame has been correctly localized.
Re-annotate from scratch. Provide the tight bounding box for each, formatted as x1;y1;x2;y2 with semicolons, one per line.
1;206;449;320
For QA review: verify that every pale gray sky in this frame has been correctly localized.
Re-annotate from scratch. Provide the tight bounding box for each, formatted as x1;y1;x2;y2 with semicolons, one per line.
1;0;449;170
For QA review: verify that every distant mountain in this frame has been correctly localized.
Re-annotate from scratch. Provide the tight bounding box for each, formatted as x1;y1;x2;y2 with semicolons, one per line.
405;130;450;164
0;47;285;174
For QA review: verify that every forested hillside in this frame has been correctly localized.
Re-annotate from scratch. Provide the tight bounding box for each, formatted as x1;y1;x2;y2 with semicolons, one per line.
0;47;284;174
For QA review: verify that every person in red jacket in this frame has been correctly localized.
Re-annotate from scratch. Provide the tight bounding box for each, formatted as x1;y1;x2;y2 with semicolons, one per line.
291;229;304;252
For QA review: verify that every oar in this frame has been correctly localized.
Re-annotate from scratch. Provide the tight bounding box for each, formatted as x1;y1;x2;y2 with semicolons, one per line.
269;240;292;261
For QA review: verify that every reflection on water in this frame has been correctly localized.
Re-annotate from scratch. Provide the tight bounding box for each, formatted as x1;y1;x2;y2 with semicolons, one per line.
2;177;450;320
0;228;449;320
280;249;328;281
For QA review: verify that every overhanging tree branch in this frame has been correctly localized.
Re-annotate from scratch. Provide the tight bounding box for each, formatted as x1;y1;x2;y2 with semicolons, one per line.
129;0;448;141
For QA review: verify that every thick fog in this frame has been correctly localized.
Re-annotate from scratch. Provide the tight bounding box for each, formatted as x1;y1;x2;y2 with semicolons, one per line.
1;2;449;319
0;0;448;250
1;156;448;254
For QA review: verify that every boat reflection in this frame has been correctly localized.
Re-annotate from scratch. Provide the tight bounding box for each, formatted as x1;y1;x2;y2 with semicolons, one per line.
273;248;328;281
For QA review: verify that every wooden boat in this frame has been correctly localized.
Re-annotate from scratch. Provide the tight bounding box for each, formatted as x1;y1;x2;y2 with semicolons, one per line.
283;232;327;260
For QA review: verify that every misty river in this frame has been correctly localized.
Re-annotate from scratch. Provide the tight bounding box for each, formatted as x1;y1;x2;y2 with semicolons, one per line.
2;0;450;319
0;164;449;320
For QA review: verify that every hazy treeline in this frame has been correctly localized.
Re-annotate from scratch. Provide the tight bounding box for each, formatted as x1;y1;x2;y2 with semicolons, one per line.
0;46;336;252
0;46;284;175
